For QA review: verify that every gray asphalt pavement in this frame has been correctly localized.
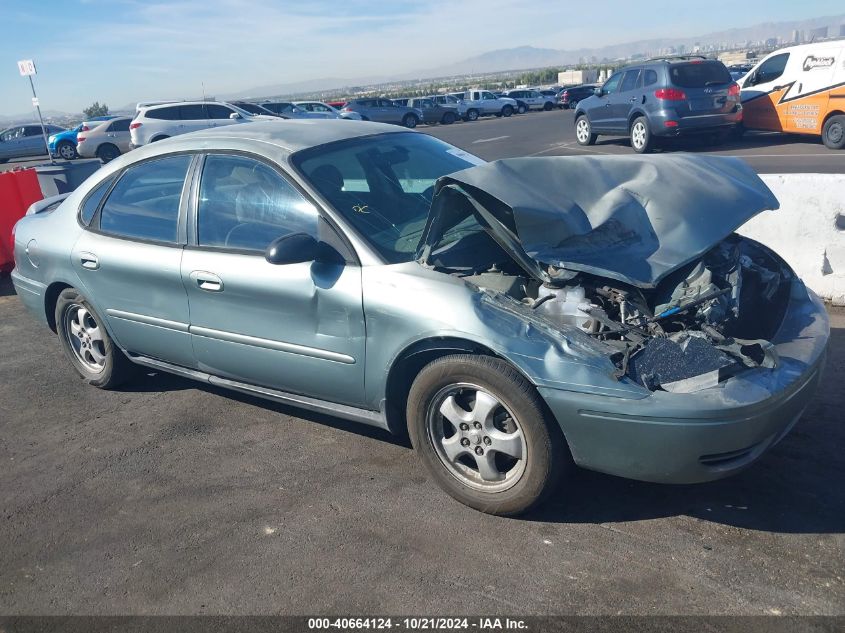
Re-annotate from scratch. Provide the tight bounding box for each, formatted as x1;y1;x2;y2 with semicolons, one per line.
0;283;843;616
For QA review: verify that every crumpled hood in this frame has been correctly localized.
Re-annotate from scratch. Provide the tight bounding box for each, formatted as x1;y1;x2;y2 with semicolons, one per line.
418;154;779;288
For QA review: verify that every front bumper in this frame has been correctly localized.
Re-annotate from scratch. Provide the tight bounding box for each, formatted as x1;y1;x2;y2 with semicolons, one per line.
540;281;829;484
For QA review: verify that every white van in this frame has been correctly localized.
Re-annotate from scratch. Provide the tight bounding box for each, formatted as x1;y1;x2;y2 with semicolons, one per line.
740;40;845;148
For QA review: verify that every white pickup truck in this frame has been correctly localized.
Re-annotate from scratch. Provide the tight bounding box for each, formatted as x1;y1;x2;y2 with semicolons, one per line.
455;89;518;121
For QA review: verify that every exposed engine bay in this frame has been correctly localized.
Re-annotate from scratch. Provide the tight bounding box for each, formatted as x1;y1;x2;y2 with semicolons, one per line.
457;235;791;393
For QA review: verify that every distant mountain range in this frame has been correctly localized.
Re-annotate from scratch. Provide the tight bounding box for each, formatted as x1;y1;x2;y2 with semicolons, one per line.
3;13;843;122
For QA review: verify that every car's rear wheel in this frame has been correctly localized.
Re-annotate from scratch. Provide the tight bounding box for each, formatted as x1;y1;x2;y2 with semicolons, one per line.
441;111;457;125
56;141;77;160
630;116;653;153
407;354;565;516
402;114;419;128
96;143;120;163
543;102;553;111
575;115;597;146
517;103;527;114
501;105;514;117
822;115;845;150
568;100;578;110
55;288;132;389
465;109;479;122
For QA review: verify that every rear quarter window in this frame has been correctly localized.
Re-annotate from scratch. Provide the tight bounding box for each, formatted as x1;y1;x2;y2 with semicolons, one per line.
669;62;732;88
146;106;179;120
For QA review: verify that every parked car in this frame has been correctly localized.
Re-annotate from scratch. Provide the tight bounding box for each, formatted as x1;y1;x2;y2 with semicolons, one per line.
740;41;845;149
129;101;278;147
574;57;741;153
258;102;310;118
229;101;278;117
0;124;65;163
48;116;116;160
295;101;362;120
558;84;599;110
11;120;828;516
456;90;518;121
75;117;132;163
403;98;460;124
502;89;556;113
340;98;423;127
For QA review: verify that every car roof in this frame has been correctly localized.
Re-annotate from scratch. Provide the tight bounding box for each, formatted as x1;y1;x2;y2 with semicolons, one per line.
160;119;409;155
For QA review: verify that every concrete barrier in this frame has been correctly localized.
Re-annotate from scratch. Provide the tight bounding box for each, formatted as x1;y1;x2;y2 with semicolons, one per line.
738;174;845;306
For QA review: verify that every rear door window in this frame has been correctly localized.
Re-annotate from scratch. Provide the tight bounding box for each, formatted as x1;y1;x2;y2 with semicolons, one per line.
642;70;658;86
99;155;192;243
206;104;235;119
179;104;206;120
108;119;130;132
620;69;641;92
670;62;732;87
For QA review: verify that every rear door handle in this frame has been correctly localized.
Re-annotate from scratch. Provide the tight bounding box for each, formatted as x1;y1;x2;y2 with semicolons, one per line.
80;252;99;270
190;270;223;292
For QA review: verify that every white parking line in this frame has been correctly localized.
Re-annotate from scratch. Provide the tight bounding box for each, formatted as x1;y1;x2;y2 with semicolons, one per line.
472;136;510;144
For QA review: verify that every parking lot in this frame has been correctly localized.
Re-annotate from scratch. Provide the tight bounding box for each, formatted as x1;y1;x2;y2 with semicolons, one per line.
0;110;843;617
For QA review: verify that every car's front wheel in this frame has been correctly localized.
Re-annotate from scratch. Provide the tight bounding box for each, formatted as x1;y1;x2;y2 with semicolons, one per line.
407;354;565;516
402;114;419;128
56;141;77;160
543;101;553;111
575;115;597;146
501;105;514;117
55;288;132;389
517;103;527;114
441;111;457;125
464;109;479;122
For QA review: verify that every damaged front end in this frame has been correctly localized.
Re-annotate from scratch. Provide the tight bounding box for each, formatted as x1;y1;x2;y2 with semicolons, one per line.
417;154;798;393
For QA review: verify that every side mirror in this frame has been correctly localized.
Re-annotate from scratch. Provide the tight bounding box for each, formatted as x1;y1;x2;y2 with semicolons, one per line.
265;232;342;265
594;87;603;96
229;112;242;120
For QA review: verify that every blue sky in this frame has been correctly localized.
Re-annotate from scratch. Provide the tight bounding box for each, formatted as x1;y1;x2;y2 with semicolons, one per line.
1;0;842;117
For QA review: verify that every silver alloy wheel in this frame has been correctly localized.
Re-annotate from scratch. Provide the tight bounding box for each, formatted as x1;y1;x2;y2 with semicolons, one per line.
631;121;647;149
64;303;106;372
58;143;75;160
576;118;591;143
426;383;527;493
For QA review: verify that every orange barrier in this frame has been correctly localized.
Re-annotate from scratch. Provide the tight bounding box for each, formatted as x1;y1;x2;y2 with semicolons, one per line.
0;168;43;272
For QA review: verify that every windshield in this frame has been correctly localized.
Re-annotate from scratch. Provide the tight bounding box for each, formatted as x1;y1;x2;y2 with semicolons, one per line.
293;132;483;263
234;102;265;115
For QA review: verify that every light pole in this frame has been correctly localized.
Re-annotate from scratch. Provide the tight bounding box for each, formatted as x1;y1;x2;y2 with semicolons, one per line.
17;59;56;165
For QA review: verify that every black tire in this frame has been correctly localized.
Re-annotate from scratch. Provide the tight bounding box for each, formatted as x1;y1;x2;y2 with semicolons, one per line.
464;109;479;122
406;354;565;516
568;100;578;110
543;101;553;111
441;111;457;125
575;114;597;146
150;135;169;143
56;140;77;160
517;103;527;114
402;114;419;128
501;105;514;117
630;116;653;153
96;143;120;163
55;288;133;389
822;115;845;150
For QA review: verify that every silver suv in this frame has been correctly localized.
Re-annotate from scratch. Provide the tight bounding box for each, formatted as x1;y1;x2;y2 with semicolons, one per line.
339;98;423;128
129;101;277;147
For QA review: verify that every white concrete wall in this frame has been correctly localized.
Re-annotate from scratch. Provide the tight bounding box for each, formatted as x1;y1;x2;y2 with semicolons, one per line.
738;174;845;306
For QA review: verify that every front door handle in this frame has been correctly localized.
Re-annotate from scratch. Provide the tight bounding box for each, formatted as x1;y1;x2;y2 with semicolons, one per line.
190;270;223;292
629;96;637;102
80;252;99;270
